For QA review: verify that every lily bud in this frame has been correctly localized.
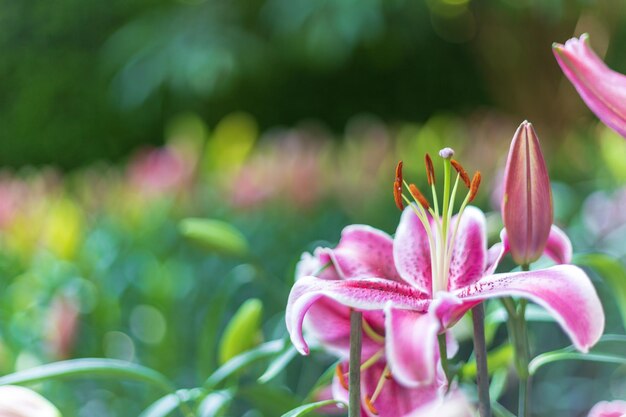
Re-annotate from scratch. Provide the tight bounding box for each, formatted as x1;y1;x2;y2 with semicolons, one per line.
502;121;553;265
0;386;61;417
553;34;626;139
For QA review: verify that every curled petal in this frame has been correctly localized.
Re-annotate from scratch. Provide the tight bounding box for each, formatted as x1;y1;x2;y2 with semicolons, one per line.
447;206;487;290
501;121;553;265
286;276;429;354
588;400;626;417
384;307;440;387
331;225;402;281
394;206;435;295
553;34;626;139
485;241;506;275
455;265;605;352
544;225;573;264
295;250;338;280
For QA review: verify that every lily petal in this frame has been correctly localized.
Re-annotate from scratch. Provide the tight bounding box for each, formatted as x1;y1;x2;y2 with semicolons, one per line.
286;276;429;354
361;362;440;417
553;34;626;139
405;392;475;417
544;225;573;264
384;307;440;387
588;400;626;417
455;265;605;352
295;249;338;280
447;206;488;290
331;225;402;281
305;298;385;359
394;206;435;295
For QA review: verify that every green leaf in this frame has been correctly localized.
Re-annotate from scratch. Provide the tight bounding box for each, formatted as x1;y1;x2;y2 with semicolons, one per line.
219;299;264;365
304;361;340;403
204;339;285;389
489;369;508;401
239;384;301;416
575;253;626;329
462;344;513;379
529;351;626;375
0;358;174;394
258;344;298;383
139;389;204;417
179;218;249;257
492;401;516;417
281;400;346;417
197;389;234;417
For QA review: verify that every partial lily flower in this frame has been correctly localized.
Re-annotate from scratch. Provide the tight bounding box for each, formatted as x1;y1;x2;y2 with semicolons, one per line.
0;385;61;417
587;400;626;417
287;149;604;388
553;33;626;139
501;121;572;265
405;391;475;417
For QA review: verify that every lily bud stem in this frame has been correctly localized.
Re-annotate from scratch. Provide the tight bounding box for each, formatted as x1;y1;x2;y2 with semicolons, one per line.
472;304;492;417
349;310;363;417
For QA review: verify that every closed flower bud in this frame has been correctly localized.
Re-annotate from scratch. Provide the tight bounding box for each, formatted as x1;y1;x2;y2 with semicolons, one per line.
502;121;553;265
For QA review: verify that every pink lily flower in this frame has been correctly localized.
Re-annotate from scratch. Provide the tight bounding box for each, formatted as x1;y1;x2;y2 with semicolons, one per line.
588;401;626;417
553;33;626;138
287;150;604;388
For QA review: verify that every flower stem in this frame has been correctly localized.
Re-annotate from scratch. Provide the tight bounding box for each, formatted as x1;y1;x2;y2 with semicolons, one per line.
437;333;451;384
472;304;491;417
349;310;363;417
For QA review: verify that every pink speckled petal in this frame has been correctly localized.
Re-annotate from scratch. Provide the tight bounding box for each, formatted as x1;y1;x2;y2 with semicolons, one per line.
447;206;488;290
361;362;441;417
385;307;440;387
544;225;573;264
554;34;626;139
455;265;605;352
305;298;385;359
286;276;429;354
485;240;506;275
405;391;475;417
331;225;402;281
588;400;626;417
394;206;435;295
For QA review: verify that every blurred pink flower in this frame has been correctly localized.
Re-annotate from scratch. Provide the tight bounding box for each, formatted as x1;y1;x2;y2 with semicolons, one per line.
0;386;60;417
46;294;80;359
588;400;626;417
553;34;626;138
128;145;195;196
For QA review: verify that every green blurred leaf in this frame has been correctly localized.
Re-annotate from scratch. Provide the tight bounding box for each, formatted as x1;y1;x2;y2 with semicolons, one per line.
219;298;264;365
139;389;204;417
197;389;234;417
489;369;508;401
0;358;174;394
462;344;513;379
258;344;298;383
575;253;626;329
304;361;341;403
281;400;346;417
179;218;249;257
529;351;626;375
204;339;285;389
240;384;301;416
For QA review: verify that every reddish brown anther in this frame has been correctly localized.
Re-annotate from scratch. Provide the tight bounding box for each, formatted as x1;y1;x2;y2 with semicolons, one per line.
409;184;430;209
335;364;348;390
468;171;482;202
425;153;435;186
451;159;471;188
365;395;379;415
394;161;404;211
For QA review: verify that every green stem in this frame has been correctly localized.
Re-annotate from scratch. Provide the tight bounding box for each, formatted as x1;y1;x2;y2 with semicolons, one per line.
437;333;451;384
349;311;363;417
471;304;491;417
517;264;531;417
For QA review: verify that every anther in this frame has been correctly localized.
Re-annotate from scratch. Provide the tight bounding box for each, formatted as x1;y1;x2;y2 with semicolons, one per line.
425;153;436;186
468;171;482;202
365;396;379;415
409;184;430;210
393;161;404;211
450;159;470;188
335;364;348;390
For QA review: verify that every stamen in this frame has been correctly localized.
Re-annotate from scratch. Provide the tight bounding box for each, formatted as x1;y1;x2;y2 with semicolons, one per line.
365;396;379;415
468;171;482;202
360;348;385;372
409;184;430;209
450;159;470;188
425;153;436;186
393;161;404;211
368;365;391;413
439;147;455;159
362;319;385;344
336;364;348;390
